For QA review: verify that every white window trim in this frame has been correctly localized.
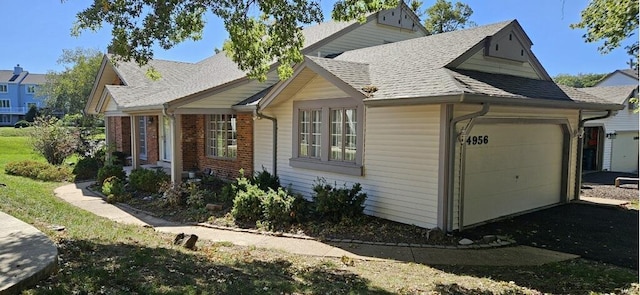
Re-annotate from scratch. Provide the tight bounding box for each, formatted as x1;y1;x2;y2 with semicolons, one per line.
290;98;364;176
206;114;238;159
0;100;10;108
26;85;36;94
0;84;7;93
139;117;147;160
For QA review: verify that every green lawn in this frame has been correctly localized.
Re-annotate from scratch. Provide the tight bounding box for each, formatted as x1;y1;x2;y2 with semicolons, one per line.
0;135;638;294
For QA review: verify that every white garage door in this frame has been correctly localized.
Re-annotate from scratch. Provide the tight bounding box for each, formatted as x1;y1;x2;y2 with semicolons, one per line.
463;123;564;226
611;131;639;173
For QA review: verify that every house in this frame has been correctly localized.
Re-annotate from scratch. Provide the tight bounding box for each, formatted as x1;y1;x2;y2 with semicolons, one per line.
0;65;46;126
580;69;638;173
86;5;623;231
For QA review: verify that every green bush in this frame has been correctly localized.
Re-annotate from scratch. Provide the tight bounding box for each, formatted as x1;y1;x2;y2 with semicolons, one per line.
251;168;280;192
231;182;266;222
312;178;367;221
110;151;127;166
102;176;129;203
186;190;207;209
29;117;79;165
128;168;169;193
5;160;73;182
160;182;188;207
14;120;30;128
262;188;295;227
97;164;126;186
73;157;102;180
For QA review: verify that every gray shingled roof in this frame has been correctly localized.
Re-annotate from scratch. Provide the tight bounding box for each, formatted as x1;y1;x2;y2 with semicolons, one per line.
289;20;624;108
108;20;356;109
22;73;47;84
620;68;639;80
0;70;28;83
578;85;638;104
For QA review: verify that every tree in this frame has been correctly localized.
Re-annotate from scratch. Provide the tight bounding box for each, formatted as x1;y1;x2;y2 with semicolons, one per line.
69;0;399;81
422;0;474;35
571;0;639;68
29;117;79;166
24;105;40;122
553;73;607;88
39;48;103;118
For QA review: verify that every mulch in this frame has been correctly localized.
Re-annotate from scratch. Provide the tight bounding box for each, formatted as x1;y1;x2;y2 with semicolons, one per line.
463;203;639;269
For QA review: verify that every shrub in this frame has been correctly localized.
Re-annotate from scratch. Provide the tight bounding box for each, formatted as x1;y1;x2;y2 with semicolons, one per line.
97;164;126;186
5;160;73;182
291;194;313;223
160;182;188;207
186;190;207;209
110;151;127;166
231;182;266;222
217;183;237;205
312;178;367;221
262;188;295;227
102;176;129;203
129;168;169;193
251;168;280;192
29;117;79;165
14;120;30;128
73;157;102;180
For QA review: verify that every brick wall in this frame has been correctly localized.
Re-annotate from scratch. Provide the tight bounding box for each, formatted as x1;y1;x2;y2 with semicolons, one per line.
140;116;159;165
107;116;131;156
181;113;254;180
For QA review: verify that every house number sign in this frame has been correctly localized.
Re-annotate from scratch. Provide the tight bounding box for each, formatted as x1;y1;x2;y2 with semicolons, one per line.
466;135;489;145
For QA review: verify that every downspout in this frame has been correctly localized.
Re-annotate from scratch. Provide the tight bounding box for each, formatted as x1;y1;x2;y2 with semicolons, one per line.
254;109;278;176
574;110;614;200
445;101;490;232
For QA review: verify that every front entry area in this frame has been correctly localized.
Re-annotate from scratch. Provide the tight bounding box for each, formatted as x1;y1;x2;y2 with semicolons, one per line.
462;123;565;227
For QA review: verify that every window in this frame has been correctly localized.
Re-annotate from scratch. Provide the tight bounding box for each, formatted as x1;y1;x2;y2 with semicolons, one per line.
291;99;363;176
26;85;36;94
27;102;37;109
0;115;9;123
0;84;7;93
206;114;237;158
139;117;147;159
0;100;9;108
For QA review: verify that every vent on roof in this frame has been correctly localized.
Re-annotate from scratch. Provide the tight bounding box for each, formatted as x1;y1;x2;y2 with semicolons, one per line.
8;75;19;82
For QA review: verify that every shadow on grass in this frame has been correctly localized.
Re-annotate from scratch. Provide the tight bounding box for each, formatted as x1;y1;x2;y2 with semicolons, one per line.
30;238;392;294
431;259;639;295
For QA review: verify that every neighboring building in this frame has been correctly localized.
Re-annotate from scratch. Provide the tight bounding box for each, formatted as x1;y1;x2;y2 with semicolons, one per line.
582;69;639;173
0;65;47;126
86;4;622;231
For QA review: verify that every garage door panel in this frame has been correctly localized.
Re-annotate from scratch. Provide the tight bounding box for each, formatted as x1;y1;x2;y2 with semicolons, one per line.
463;123;563;226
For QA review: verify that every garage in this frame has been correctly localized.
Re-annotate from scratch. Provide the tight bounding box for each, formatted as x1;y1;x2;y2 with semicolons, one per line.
611;131;639;173
462;122;566;227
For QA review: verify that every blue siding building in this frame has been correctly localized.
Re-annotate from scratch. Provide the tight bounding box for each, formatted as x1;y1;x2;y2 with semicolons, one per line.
0;65;47;126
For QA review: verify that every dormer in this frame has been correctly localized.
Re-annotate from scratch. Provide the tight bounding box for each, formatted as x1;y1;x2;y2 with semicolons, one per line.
484;28;532;62
377;5;422;32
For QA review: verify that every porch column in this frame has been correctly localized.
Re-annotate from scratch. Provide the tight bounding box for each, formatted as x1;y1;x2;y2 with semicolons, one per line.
170;114;183;183
104;116;111;148
130;115;140;169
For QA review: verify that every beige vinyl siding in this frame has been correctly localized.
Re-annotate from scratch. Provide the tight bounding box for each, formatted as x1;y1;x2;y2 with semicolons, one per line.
105;96;118;112
450;104;579;230
456;50;541;79
597;73;638;86
309;21;426;57
255;74;441;228
179;72;280;109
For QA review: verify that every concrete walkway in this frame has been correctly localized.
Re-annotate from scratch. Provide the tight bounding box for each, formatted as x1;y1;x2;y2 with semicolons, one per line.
0;212;58;295
54;182;580;266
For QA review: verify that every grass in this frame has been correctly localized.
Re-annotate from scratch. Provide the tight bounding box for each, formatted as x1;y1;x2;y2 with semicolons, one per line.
0;135;638;294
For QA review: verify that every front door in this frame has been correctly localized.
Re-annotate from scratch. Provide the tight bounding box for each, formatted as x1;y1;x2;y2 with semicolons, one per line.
162;116;172;162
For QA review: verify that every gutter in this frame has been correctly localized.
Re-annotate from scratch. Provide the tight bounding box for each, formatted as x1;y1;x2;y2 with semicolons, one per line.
253;109;278;176
445;101;490;232
573;110;614;200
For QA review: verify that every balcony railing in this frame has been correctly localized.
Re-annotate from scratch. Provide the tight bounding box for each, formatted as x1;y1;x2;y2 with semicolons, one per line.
0;107;28;114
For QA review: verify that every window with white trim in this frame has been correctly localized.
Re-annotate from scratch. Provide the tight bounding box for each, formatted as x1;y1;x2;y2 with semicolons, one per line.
139;117;147;159
291;99;363;176
0;115;9;123
26;85;36;94
0;100;9;108
0;84;7;93
206;114;237;158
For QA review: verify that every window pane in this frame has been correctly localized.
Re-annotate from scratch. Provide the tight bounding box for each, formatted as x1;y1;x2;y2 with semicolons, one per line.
330;109;343;160
228;116;237;158
206;114;237;158
311;110;322;158
139;117;147;156
299;110;309;157
344;109;357;162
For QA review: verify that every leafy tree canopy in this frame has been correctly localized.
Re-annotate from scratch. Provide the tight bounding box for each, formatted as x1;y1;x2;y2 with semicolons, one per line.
422;0;474;35
553;73;607;88
70;0;400;81
571;0;639;68
39;48;103;119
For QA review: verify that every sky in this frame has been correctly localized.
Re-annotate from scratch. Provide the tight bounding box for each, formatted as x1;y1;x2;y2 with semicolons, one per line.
1;0;636;76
